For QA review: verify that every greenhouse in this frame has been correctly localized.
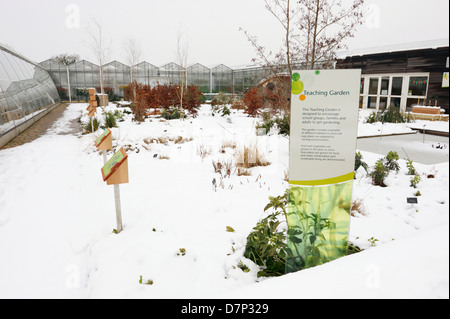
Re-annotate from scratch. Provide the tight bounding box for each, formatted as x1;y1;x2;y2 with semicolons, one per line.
38;58;278;100
0;44;60;147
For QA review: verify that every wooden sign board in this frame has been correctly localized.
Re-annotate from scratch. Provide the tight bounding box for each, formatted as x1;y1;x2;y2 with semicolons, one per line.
101;148;129;185
96;128;113;151
88;107;97;117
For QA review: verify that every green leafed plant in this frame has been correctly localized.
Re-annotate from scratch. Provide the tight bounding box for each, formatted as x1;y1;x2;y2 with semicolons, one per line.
410;175;421;188
369;159;389;187
83;117;100;133
355;152;368;175
104;111;117;128
243;191;289;277
406;159;417;175
384;151;400;172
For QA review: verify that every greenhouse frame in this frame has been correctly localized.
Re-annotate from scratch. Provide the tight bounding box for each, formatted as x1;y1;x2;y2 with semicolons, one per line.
0;44;60;147
38;58;289;101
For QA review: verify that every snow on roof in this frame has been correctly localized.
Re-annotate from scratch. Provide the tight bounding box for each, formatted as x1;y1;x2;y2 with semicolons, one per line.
338;38;449;59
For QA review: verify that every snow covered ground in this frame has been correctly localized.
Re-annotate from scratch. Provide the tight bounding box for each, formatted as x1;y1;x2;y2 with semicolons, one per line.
0;103;448;299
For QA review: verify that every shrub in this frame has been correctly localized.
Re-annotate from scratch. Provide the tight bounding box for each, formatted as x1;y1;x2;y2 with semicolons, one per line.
243;87;263;117
365;111;380;124
355;152;369;175
183;85;203;116
406;160;417;175
274;114;290;136
244;191;289;277
369;159;389;187
83;117;100;133
384;151;400;172
104;111;117;128
410;175;421;188
256;113;290;136
161;107;182;120
211;91;229;106
380;106;406;123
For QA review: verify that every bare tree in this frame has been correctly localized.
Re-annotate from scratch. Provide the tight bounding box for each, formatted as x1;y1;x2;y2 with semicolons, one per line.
175;30;190;121
52;53;79;103
263;0;299;77
123;37;142;103
293;0;365;69
241;0;365;72
86;19;112;95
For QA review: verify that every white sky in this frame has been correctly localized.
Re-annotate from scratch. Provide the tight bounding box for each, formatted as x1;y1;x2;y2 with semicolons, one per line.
0;0;448;67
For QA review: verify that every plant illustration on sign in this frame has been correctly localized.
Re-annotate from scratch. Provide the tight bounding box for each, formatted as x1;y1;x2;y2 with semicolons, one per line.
286;182;352;273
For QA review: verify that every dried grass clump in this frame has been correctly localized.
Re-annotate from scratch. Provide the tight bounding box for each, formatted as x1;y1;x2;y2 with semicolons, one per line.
221;139;236;150
212;159;234;177
351;199;367;217
235;143;270;169
197;144;211;160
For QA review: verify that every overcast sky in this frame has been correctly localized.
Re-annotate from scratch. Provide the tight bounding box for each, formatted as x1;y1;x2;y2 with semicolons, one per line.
0;0;448;67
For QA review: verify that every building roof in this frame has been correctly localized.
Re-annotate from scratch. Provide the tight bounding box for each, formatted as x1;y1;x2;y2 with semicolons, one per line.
338;38;449;59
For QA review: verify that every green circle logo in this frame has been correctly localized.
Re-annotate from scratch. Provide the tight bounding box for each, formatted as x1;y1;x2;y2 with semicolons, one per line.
291;73;304;95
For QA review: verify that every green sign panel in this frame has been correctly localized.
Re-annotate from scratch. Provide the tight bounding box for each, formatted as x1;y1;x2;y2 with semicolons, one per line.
101;148;127;181
96;128;111;147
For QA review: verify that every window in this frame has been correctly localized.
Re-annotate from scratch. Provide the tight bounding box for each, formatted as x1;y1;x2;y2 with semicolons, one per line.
380;77;389;95
391;77;403;96
408;77;428;96
369;78;379;95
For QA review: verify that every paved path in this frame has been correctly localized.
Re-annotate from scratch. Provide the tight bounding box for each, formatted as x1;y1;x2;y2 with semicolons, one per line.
1;103;79;150
356;133;449;165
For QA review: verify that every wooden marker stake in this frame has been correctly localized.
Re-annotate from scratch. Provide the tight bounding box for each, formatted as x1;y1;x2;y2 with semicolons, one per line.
101;148;129;233
95;128;113;164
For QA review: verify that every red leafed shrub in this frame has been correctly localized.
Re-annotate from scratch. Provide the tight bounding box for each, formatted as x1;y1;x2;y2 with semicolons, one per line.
243;87;263;117
133;83;150;122
183;85;203;116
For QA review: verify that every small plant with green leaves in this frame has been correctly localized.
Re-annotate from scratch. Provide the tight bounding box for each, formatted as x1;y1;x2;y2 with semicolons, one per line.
177;248;187;256
368;237;379;247
83;117;100;133
161;107;181;120
406;160;417;176
414;190;422;197
369;159;389;187
380;106;406;123
410;175;421;188
237;260;250;273
354;152;369;176
384;151;400;172
139;275;154;285
365;111;381;123
221;105;231;116
104;111;117;128
243;191;289;277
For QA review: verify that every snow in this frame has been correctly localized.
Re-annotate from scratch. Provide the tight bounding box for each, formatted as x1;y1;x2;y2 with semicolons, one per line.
0;103;448;299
